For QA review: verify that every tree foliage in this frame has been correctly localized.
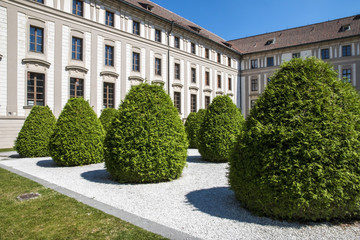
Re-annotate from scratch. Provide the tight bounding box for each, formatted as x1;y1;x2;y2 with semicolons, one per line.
104;83;188;183
185;109;207;148
99;108;118;132
229;57;360;221
15;106;56;157
49;98;105;166
198;95;244;162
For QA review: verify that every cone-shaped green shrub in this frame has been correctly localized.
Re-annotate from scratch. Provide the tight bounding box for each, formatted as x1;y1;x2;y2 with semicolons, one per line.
15;106;56;157
49;98;105;166
185;109;206;148
229;57;360;221
104;83;188;183
99;108;118;132
198;95;244;162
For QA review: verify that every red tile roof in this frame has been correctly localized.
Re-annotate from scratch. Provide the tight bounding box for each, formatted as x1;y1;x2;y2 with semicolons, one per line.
227;15;360;54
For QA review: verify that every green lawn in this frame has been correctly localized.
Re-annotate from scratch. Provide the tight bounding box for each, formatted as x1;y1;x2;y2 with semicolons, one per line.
0;148;14;152
0;168;167;240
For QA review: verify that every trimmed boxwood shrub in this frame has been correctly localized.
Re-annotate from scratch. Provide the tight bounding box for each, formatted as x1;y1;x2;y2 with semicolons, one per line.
229;57;360;221
99;108;118;132
49;98;105;166
104;83;188;183
185;109;207;148
15;106;56;157
198;95;244;162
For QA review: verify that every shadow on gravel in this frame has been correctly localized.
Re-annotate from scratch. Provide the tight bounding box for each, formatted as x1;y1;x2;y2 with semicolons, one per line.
36;159;59;168
9;154;22;158
186;156;216;164
185;187;312;229
81;169;119;185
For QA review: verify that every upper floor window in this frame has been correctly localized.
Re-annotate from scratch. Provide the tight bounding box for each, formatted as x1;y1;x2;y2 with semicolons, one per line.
175;63;180;80
342;69;351;83
105;45;114;66
342;45;351;57
228;78;232;91
133;21;140;35
251;79;258;91
217;53;221;63
30;26;43;53
292;52;300;58
132;52;140;72
72;0;83;17
190;94;197;113
205;96;211;109
27;72;45;106
251;59;258;69
217;75;222;88
155;29;161;42
103;82;115;108
174;37;180;49
205;48;209;59
321;48;330;59
228;57;231;67
72;37;82;60
70;78;84;98
174;92;181;113
105;11;114;27
191;42;196;54
205;71;210;86
267;57;274;67
155;58;161;76
191;68;196;83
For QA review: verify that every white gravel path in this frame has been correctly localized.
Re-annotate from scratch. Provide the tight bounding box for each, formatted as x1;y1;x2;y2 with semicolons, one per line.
1;149;359;240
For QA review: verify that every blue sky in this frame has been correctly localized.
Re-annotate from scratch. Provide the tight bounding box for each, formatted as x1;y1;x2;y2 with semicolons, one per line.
151;0;360;40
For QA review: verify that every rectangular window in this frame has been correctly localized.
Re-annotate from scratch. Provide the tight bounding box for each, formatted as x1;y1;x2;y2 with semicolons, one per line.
105;45;114;66
132;52;140;72
155;29;161;42
190;94;197;113
251;79;258;91
217;75;222;88
72;37;82;60
342;69;351;82
70;78;84;98
174;92;181;113
217;53;221;63
174;37;180;49
292;52;300;58
250;100;256;109
155;58;161;76
30;26;43;53
342;45;351;57
205;48;209;59
103;82;115;108
251;59;258;69
228;78;232;91
175;63;180;80
27;72;45;106
228;57;231;67
321;48;330;59
205;71;210;86
267;57;274;67
72;0;83;16
191;68;196;83
36;0;44;3
191;42;196;54
133;21;140;35
205;96;211;109
105;11;114;27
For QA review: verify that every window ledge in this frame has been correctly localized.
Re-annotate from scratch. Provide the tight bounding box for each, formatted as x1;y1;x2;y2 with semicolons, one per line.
65;65;88;74
203;88;213;93
189;86;199;91
216;90;224;95
152;79;165;86
22;58;51;68
23;106;33;109
172;82;183;88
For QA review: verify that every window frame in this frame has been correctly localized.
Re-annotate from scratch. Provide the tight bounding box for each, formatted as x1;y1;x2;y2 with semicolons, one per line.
27;72;45;106
205;48;209;59
191;68;196;83
217;75;222;88
70;77;84;98
251;78;258;92
205;71;210;86
321;48;330;60
292;52;300;58
174;36;180;49
155;57;162;76
72;36;83;61
191;42;196;54
228;57;231;67
105;11;114;27
217;53;221;63
174;91;181;113
267;57;274;67
342;68;352;82
103;82;115;108
105;45;114;66
132;52;140;72
174;63;180;80
29;25;44;53
251;59;258;69
133;21;140;35
342;45;351;57
72;0;83;17
155;29;161;43
228;77;232;91
190;94;197;113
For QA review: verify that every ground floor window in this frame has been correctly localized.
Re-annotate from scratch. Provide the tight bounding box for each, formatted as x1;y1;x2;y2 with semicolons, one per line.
342;69;351;83
174;92;181;113
251;99;256;109
70;78;84;98
205;96;211;109
27;72;45;106
103;82;115;108
190;94;197;113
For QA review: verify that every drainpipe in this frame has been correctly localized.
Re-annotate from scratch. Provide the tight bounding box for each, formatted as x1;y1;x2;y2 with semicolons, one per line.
167;21;174;94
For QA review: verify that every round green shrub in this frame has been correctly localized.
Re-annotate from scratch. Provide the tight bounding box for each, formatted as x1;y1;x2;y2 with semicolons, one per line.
99;108;118;132
15;106;56;157
229;57;360;221
185;109;207;148
198;95;244;162
104;83;188;183
49;98;105;166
